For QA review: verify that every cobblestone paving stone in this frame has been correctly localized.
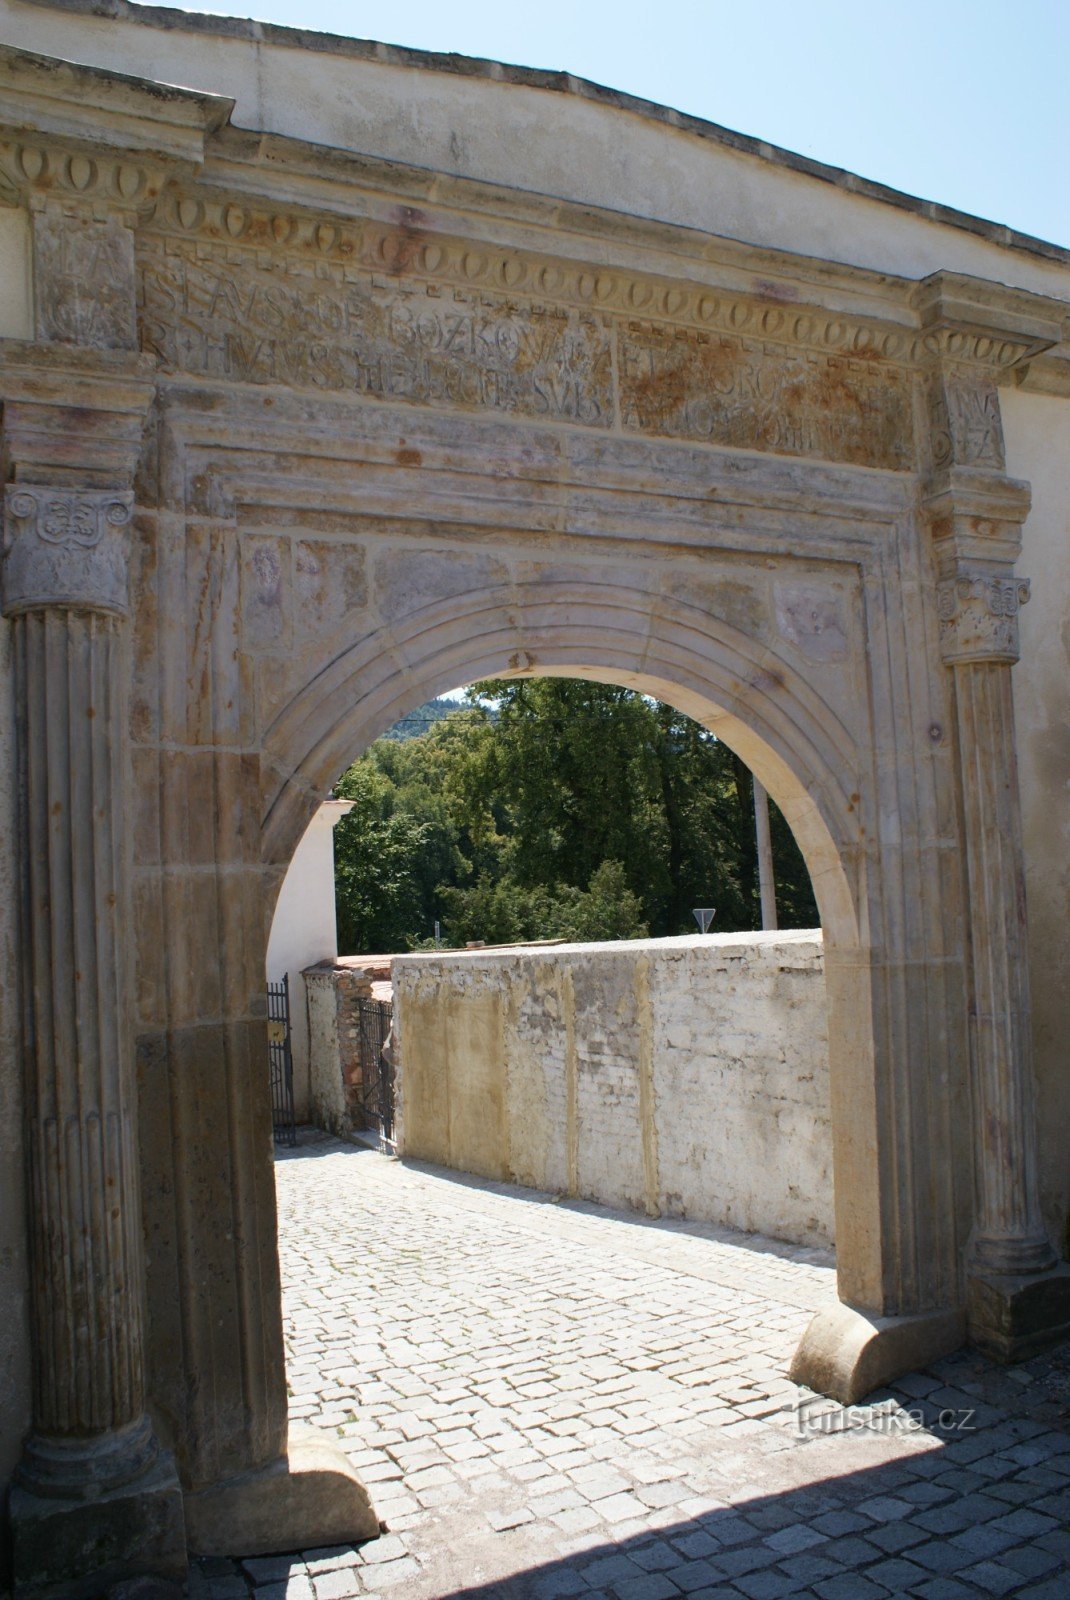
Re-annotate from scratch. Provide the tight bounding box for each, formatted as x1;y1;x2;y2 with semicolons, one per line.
191;1132;1070;1600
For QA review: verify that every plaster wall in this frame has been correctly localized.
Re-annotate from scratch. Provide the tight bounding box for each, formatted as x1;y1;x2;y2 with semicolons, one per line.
1;0;1068;302
265;801;348;1119
0;204;31;340
1005;387;1070;1250
393;931;833;1248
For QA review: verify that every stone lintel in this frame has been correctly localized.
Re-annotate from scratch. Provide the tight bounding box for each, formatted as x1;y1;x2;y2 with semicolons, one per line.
968;1263;1070;1363
789;1302;966;1406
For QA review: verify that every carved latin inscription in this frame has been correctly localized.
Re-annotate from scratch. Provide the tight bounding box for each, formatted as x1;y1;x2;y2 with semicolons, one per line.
927;368;1005;472
619;324;913;470
2;487;133;615
139;241;613;425
936;569;1030;664
34;211;137;350
138;234;926;468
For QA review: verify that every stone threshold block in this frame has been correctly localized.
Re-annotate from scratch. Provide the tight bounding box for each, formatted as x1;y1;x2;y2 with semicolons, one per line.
184;1427;379;1558
969;1261;1070;1361
789;1302;966;1404
10;1450;186;1600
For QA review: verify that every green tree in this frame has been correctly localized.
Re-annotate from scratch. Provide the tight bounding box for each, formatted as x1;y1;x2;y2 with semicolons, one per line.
331;682;818;953
332;763;433;953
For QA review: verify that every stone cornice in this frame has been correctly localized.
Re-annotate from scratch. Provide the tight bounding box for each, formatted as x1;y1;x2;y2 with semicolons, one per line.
0;334;156;392
911;274;1064;368
0;43;231;166
14;0;1070;270
136;189;1067;387
0;45;1066;384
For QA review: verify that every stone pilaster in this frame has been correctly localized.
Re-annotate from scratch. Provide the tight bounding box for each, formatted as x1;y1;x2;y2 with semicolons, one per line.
919;275;1070;1359
934;545;1052;1271
1;373;185;1594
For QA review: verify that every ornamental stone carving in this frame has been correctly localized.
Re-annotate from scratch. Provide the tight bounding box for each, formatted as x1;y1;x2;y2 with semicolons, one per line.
936;569;1031;665
2;486;134;615
34;210;138;350
926;367;1006;473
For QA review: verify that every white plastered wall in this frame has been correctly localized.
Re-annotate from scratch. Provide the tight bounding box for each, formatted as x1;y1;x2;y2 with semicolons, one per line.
265;798;351;1120
394;931;833;1249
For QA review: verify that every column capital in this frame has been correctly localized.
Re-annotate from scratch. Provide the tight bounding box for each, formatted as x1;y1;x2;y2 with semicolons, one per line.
2;483;134;616
936;565;1030;666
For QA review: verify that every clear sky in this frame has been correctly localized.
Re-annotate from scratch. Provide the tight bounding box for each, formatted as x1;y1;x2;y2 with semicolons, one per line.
145;0;1069;247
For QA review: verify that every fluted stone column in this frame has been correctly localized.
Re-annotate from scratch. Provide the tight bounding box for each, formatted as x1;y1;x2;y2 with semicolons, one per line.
917;276;1070;1357
938;571;1052;1265
4;485;185;1595
936;557;1070;1355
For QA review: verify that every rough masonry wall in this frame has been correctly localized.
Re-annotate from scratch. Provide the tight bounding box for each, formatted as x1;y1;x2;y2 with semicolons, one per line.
393;932;833;1248
304;962;380;1135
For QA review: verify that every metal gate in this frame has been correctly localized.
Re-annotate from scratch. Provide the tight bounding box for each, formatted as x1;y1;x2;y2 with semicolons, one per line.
357;996;395;1146
267;975;297;1147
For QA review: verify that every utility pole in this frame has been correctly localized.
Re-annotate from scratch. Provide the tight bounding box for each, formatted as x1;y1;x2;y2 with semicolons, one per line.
753;777;778;931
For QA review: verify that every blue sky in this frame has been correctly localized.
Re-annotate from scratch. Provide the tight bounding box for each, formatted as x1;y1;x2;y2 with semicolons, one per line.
149;0;1069;246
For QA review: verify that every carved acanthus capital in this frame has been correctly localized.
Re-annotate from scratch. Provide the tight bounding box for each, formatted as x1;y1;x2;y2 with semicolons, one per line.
936;566;1030;666
2;485;134;616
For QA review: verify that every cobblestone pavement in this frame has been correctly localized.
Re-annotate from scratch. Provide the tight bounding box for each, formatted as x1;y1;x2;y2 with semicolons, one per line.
192;1131;1070;1600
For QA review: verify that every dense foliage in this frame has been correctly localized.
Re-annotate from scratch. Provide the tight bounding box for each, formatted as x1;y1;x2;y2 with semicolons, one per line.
333;680;818;954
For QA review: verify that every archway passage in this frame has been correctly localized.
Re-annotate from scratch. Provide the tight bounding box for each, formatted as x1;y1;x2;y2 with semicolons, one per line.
278;677;835;1247
300;675;825;1235
259;582;886;1262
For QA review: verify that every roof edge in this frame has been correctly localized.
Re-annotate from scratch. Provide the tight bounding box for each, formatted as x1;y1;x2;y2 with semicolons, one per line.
11;0;1070;269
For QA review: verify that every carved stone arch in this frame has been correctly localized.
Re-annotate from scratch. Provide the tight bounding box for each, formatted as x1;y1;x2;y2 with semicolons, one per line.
260;576;863;957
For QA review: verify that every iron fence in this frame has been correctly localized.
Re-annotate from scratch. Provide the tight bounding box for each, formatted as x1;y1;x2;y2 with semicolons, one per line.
267;975;297;1147
357;995;395;1146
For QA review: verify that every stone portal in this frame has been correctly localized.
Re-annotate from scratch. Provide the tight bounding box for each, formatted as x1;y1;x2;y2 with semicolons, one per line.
0;10;1068;1593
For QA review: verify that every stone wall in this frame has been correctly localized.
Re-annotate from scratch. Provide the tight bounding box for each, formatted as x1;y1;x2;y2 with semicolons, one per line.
305;959;393;1135
392;932;833;1248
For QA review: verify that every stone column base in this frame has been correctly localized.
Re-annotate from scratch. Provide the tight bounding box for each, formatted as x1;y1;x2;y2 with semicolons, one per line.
789;1302;966;1404
185;1428;379;1558
10;1451;186;1600
968;1262;1070;1362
